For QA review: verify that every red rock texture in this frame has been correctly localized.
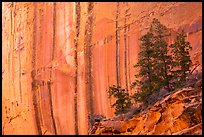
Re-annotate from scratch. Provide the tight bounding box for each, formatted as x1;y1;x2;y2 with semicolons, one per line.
90;80;202;135
2;2;202;135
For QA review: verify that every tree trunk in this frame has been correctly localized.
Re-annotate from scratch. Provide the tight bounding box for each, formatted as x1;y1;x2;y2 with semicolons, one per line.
124;5;128;92
116;2;121;87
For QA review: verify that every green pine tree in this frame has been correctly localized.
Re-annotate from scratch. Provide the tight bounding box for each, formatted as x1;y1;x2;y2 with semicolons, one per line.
131;19;193;106
108;85;132;115
170;30;192;89
150;18;172;92
131;32;160;103
132;18;173;105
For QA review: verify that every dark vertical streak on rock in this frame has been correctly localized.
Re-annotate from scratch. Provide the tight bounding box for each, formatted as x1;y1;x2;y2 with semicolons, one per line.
48;2;57;135
37;3;44;127
128;35;131;89
31;2;42;135
74;2;80;135
8;2;12;101
11;2;16;98
107;72;112;110
19;36;22;103
18;3;22;103
115;2;121;87
84;2;94;130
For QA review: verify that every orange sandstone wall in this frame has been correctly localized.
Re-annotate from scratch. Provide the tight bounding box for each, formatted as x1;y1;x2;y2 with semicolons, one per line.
2;2;202;135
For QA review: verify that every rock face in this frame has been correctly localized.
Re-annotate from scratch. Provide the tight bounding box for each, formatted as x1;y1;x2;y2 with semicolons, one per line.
90;80;202;135
2;2;202;134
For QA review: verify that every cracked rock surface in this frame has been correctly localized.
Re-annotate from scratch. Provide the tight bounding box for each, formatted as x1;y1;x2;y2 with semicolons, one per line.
90;80;202;135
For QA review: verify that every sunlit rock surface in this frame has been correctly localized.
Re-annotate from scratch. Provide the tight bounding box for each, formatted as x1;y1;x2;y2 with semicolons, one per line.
2;2;202;135
90;80;202;135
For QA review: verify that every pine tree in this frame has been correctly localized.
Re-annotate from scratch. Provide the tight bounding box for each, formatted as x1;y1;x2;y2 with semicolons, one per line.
108;85;132;115
150;18;172;92
131;32;160;103
170;30;192;89
132;18;173;105
131;19;193;106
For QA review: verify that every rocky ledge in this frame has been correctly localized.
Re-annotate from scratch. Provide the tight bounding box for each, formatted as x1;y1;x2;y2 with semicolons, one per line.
90;79;202;135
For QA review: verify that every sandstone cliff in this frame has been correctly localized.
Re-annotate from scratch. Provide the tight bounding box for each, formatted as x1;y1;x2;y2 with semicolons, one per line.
2;2;202;135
